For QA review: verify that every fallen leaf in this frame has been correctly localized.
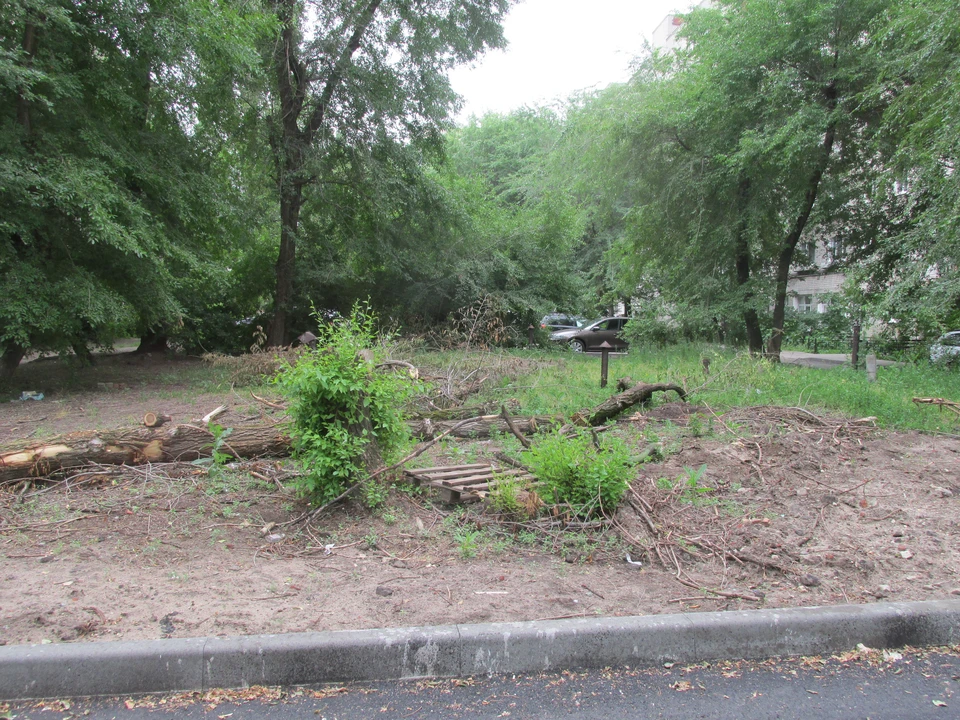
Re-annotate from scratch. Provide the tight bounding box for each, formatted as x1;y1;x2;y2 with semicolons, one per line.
933;700;947;707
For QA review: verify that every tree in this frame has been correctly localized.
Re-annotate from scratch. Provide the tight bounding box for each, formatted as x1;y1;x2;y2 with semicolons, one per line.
851;0;960;336
0;0;268;376
264;0;512;346
561;0;893;357
438;109;586;323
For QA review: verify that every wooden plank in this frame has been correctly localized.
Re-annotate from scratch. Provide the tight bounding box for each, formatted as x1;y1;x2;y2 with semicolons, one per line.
436;473;498;487
439;487;461;503
425;477;489;490
408;468;492;482
407;464;487;474
411;462;537;505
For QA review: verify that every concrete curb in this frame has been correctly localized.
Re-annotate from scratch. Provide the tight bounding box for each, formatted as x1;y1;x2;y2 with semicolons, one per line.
2;600;959;701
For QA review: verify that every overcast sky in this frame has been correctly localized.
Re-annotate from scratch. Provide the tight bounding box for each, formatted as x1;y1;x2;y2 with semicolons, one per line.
448;0;692;122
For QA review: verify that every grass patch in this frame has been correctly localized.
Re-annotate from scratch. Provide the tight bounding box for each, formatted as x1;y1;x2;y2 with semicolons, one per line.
474;344;960;434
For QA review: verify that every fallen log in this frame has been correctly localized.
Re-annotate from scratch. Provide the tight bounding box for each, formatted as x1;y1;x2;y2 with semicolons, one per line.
409;415;557;440
0;424;290;483
579;380;687;426
0;414;558;482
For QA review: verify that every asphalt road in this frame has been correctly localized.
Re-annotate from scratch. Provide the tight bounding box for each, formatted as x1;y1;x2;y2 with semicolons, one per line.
8;647;958;720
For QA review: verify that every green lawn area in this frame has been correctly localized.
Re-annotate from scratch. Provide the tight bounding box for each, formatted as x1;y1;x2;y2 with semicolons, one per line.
451;345;960;434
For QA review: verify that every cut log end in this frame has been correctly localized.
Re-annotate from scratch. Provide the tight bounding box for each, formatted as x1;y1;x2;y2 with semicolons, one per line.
143;412;172;428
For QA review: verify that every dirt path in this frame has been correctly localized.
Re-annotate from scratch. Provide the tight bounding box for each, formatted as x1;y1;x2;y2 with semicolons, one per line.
2;400;958;647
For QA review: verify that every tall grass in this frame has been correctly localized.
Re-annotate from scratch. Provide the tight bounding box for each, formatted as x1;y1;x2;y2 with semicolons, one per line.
477;345;960;434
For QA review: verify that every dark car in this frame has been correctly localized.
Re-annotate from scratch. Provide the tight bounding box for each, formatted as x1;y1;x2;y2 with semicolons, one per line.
550;317;629;352
540;313;587;332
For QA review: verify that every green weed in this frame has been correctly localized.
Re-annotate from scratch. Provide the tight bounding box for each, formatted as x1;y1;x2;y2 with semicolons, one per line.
454;527;482;558
527;429;633;517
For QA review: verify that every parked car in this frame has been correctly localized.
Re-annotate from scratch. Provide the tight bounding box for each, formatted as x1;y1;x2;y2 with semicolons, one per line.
930;331;960;365
540;313;587;332
550;317;629;352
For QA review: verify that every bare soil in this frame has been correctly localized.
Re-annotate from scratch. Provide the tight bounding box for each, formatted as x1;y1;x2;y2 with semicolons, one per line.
2;354;959;648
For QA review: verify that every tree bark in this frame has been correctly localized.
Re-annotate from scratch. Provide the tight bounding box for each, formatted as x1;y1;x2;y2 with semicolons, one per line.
135;330;169;354
409;415;555;441
267;183;302;346
733;177;765;354
580;381;687;426
1;415;556;481
766;84;838;361
1;344;26;380
0;424;291;483
266;0;383;348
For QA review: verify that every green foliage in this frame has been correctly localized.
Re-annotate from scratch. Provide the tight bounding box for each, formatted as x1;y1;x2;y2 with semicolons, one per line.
854;0;960;336
526;429;633;517
361;480;390;510
275;305;416;505
487;476;530;517
0;0;271;369
453;527;483;559
671;465;716;506
781;299;854;353
192;423;234;468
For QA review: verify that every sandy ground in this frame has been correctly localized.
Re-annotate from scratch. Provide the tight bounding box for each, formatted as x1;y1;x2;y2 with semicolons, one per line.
2;375;959;647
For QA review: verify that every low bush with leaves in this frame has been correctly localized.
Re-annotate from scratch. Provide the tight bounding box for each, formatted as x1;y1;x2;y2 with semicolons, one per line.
526;429;633;517
275;305;417;505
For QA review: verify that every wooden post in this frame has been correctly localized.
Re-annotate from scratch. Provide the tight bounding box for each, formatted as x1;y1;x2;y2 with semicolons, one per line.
599;341;612;389
527;324;535;346
851;323;861;369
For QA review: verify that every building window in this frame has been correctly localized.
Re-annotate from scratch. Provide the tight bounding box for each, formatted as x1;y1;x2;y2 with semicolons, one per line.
797;294;813;313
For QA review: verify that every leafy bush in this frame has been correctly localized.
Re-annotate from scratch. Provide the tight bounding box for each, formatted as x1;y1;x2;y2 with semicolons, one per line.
487;475;541;519
275;304;416;505
781;297;853;353
526;429;633;517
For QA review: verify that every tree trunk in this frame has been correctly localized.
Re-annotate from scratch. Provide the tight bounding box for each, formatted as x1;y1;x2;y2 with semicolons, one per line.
267;184;302;347
766;85;838;361
733;177;765;354
1;344;26;380
409;415;556;440
135;330;169;354
0;415;558;481
265;0;383;349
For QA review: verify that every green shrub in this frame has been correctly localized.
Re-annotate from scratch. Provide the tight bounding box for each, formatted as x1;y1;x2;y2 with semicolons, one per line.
275;304;416;505
488;475;524;515
527;429;633;517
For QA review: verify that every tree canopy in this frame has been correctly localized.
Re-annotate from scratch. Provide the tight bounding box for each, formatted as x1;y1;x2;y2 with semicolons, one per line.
2;0;959;377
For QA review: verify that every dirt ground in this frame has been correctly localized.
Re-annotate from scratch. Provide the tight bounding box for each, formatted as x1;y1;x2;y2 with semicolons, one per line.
1;354;959;648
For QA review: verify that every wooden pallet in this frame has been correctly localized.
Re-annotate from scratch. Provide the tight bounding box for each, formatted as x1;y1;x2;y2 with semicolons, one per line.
404;463;535;504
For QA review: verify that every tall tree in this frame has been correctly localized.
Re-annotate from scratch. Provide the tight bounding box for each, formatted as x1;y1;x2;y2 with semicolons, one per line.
265;0;511;346
561;0;892;356
852;0;960;335
0;0;268;376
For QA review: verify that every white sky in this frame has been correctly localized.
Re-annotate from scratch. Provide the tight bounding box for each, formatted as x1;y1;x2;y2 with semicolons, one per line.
449;0;692;122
